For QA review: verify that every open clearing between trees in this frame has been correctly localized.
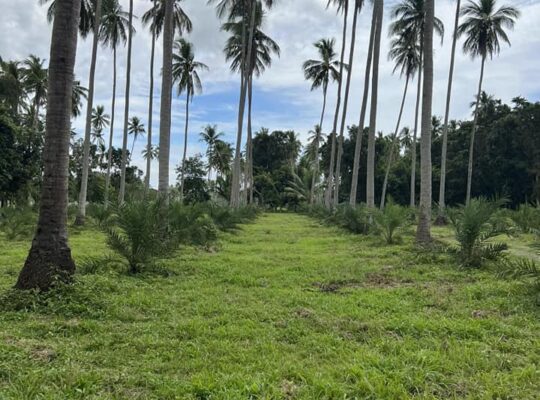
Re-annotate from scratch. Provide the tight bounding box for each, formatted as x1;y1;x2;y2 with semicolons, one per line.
0;213;539;399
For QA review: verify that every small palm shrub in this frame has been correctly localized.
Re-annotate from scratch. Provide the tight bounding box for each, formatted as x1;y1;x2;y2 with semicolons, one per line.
509;204;540;233
448;198;509;267
330;204;371;235
373;203;409;244
168;202;218;247
87;203;113;228
498;258;540;301
106;200;178;274
0;207;36;240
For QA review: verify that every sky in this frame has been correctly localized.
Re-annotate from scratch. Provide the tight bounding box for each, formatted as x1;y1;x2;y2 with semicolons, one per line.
1;0;539;187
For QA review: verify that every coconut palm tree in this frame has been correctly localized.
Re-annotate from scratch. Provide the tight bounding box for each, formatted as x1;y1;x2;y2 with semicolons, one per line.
158;0;174;199
302;38;341;131
143;144;159;163
142;0;192;192
39;0;94;37
380;27;420;209
128;116;145;158
366;0;384;208
100;0;130;204
308;124;324;204
324;0;349;208
172;38;209;198
118;0;134;205
437;0;461;222
350;1;377;206
75;0;103;225
458;0;519;205
16;0;81;290
200;125;224;181
0;60;25;116
91;105;110;141
22;55;48;130
71;80;88;118
416;0;434;244
333;0;367;207
389;0;444;207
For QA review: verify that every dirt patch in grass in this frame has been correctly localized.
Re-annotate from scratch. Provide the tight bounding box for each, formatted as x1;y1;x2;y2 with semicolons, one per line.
312;279;361;293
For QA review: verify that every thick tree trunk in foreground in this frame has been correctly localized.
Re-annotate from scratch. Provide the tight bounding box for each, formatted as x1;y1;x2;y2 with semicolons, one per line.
350;1;376;206
366;0;383;208
16;0;81;290
76;0;102;225
118;0;134;204
437;0;461;221
104;47;117;206
158;0;174;199
416;0;434;244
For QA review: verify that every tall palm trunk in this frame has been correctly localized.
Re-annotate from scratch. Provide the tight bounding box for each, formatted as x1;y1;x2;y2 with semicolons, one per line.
466;55;486;206
118;0;133;204
309;86;328;205
350;1;376;206
75;0;102;225
380;76;409;209
410;47;423;207
243;73;254;204
324;2;349;208
366;0;383;208
158;0;174;199
179;92;190;198
416;0;434;244
145;7;156;193
333;1;359;207
16;0;81;290
438;0;460;219
104;47;117;206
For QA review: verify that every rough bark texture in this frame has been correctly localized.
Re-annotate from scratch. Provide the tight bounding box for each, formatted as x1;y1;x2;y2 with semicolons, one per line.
158;0;174;198
16;0;81;290
350;1;377;206
179;92;190;198
118;0;133;204
416;0;434;244
145;13;156;193
324;3;348;209
76;0;102;225
380;76;409;209
437;0;461;222
104;47;117;206
410;48;423;208
244;73;254;204
333;2;359;207
466;55;486;206
366;0;383;208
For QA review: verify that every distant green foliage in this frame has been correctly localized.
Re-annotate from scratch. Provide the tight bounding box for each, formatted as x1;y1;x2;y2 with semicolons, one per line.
86;203;113;228
509;204;540;233
0;207;36;240
373;203;410;244
449;198;509;267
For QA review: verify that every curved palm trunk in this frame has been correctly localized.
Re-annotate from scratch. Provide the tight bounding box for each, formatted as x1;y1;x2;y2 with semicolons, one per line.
437;0;460;217
243;73;254;205
380;76;409;209
158;0;174;199
324;4;349;208
16;0;81;290
366;0;383;208
75;0;102;225
118;0;134;204
416;0;434;244
179;92;190;198
309;87;328;205
333;2;359;207
410;47;423;208
145;16;156;194
466;55;486;206
104;47;117;207
350;1;377;206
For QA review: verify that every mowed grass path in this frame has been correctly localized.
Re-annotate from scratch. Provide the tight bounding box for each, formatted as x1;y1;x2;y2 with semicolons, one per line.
0;213;539;399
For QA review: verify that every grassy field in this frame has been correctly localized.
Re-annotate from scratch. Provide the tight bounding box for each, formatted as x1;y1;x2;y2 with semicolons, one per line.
0;213;539;399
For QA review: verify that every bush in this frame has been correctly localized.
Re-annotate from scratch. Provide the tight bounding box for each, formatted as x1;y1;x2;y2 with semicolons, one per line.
373;203;409;244
0;207;36;240
87;202;113;228
509;204;540;233
330;204;371;235
168;202;218;247
498;258;540;302
448;198;509;267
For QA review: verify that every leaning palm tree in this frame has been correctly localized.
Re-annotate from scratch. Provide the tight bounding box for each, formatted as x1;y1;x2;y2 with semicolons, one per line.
458;0;519;205
118;0;134;204
16;0;81;290
100;0;130;204
380;27;420;209
128;116;145;158
416;0;434;244
200;125;224;181
142;0;192;192
75;0;103;225
172;38;209;198
302;38;341;131
22;55;48;131
308;124;324;204
389;0;444;207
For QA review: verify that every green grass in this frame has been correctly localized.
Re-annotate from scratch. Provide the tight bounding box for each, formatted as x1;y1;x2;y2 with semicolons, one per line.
0;214;539;399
